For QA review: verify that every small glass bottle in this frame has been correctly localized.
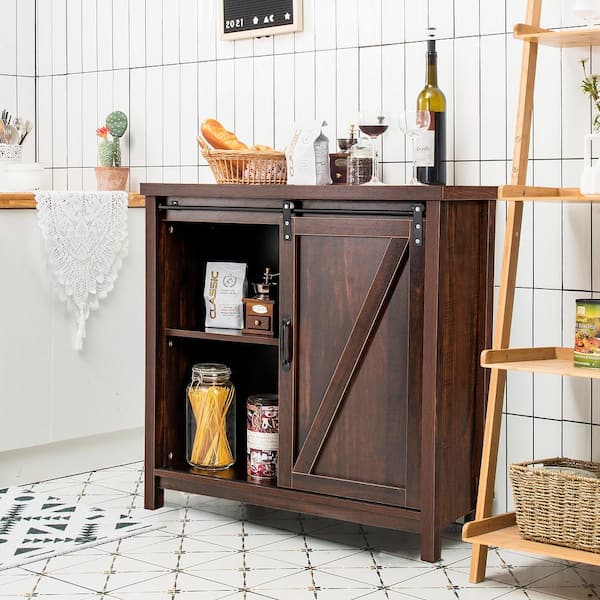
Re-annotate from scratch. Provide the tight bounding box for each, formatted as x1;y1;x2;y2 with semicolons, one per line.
186;363;236;470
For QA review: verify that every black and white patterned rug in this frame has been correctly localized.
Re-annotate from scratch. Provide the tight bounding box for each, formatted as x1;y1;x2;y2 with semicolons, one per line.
0;487;158;570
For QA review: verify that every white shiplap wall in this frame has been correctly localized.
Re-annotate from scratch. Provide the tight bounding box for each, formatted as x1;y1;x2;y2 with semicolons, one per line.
0;0;36;163
3;0;600;514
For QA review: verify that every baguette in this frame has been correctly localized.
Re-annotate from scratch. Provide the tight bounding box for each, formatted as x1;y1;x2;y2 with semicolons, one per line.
201;119;248;150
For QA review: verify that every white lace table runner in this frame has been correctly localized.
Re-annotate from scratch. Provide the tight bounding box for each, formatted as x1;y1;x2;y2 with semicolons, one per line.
35;191;128;350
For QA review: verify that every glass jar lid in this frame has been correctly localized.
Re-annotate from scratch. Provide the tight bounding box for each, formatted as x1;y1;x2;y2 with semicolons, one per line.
191;363;232;385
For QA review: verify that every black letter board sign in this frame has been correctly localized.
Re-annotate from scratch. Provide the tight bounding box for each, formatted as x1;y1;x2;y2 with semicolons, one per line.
220;0;303;40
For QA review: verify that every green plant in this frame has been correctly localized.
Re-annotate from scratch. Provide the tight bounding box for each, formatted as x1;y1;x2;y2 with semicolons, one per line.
580;59;600;132
96;111;128;167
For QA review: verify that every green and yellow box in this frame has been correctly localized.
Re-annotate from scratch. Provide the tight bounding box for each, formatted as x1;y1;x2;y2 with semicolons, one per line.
574;299;600;368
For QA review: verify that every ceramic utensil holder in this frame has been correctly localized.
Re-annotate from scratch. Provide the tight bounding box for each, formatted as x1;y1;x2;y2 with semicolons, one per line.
0;144;22;163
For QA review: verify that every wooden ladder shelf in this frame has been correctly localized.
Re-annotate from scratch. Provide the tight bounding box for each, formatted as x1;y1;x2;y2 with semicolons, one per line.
464;0;600;582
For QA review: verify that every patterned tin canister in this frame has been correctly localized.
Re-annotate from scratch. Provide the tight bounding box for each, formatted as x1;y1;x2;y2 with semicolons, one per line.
247;394;278;484
574;299;600;368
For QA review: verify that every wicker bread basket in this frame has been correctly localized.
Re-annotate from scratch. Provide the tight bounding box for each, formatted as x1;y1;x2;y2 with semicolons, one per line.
509;457;600;553
197;136;287;185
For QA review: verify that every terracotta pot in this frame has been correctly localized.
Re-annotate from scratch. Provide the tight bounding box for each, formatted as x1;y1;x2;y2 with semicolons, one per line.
94;167;129;191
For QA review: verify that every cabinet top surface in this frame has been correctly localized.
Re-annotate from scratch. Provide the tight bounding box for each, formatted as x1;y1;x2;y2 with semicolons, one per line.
140;183;497;202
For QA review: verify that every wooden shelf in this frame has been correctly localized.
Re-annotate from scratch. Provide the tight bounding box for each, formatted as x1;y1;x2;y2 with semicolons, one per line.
481;346;600;379
514;23;600;47
499;185;600;203
463;513;600;566
165;327;279;346
0;192;145;209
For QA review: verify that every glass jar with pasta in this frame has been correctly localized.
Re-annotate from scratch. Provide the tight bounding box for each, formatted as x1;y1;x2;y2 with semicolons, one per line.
186;363;236;470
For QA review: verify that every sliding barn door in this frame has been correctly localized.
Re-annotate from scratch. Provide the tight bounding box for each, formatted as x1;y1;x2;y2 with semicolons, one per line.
278;215;424;509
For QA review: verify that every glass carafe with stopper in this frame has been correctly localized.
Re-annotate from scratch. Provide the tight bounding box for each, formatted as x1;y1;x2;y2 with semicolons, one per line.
186;363;236;470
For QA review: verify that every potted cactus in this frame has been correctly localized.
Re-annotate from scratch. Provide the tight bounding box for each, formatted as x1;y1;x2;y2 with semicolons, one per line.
94;111;129;191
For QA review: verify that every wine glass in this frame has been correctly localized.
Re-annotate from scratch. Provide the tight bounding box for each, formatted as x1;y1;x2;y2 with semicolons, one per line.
398;109;431;185
358;112;389;185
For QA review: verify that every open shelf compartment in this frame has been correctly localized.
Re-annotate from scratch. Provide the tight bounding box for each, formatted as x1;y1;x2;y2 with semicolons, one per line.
481;346;600;379
463;513;600;566
514;23;600;47
165;327;278;346
499;185;600;203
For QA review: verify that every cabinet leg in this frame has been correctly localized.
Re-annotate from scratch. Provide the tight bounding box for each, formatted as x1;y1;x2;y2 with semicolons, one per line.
420;528;441;563
144;476;164;510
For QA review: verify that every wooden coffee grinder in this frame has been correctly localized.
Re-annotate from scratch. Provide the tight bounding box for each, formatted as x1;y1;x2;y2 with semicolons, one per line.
243;267;278;337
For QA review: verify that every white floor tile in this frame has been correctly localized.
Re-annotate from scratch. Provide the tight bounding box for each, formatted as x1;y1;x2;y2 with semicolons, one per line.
247;548;310;568
3;463;598;600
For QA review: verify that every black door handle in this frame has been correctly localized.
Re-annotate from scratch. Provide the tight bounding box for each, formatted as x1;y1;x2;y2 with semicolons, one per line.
280;317;292;371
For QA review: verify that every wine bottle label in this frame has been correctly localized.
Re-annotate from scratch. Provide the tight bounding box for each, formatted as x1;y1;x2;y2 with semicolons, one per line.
415;111;435;167
415;131;434;167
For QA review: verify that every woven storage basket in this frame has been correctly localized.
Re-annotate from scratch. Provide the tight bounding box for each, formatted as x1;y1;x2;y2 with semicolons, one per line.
509;457;600;553
197;136;287;185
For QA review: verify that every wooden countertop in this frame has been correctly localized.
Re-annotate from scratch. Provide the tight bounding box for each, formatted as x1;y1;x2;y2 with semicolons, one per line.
140;183;498;202
0;193;145;209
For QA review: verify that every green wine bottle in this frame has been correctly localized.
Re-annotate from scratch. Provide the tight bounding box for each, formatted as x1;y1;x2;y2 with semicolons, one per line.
416;39;446;185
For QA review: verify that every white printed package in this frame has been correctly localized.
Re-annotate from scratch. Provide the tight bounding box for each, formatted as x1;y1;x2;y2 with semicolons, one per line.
204;262;248;329
285;120;332;185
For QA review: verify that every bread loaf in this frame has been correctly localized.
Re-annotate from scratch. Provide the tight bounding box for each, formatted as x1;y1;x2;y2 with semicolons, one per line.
201;119;248;150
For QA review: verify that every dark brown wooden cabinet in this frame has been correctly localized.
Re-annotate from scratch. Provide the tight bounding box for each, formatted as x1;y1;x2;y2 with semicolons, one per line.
142;183;496;562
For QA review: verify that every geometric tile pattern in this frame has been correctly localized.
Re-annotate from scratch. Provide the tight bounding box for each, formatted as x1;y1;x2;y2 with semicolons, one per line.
0;486;158;571
0;462;590;599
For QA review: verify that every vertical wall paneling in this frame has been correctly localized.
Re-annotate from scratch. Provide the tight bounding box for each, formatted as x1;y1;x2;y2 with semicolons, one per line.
254;56;275;147
294;52;315;125
146;66;164;169
336;0;359;49
52;76;67;168
180;63;199;167
162;65;181;167
179;0;198;64
81;72;98;167
480;35;507;161
295;0;315;53
382;44;405;164
315;0;336;51
336;48;358;142
82;0;98;73
162;0;180;66
114;69;131;167
315;50;337;143
17;77;36;163
197;61;217;164
146;0;163;67
67;74;83;169
129;68;146;168
37;76;52;167
113;0;130;71
273;54;295;150
97;0;113;72
0;1;15;73
358;0;381;48
17;0;35;77
234;58;254;145
129;0;146;69
67;0;83;74
36;0;52;77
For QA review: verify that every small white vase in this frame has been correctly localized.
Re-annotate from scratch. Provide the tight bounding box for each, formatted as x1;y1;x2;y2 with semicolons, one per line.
580;133;600;195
